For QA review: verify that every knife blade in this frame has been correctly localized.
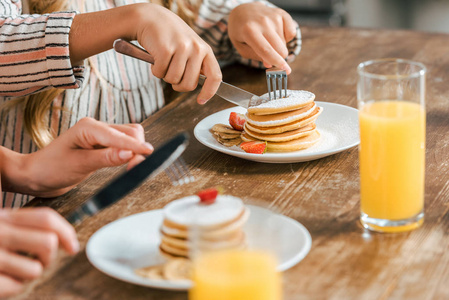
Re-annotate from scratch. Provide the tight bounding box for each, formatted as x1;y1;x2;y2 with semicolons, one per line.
113;39;256;108
66;132;189;225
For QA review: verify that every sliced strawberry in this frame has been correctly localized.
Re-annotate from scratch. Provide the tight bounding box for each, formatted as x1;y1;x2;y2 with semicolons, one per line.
240;141;267;154
197;188;219;204
229;112;246;131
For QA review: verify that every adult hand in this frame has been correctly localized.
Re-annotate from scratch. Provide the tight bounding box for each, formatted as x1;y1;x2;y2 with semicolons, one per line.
0;208;79;298
135;4;222;104
228;2;297;74
20;117;153;197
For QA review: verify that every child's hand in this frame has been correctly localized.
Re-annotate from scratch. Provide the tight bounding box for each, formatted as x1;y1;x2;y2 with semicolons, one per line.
0;208;79;298
70;3;222;104
228;2;297;74
17;118;153;198
135;4;222;104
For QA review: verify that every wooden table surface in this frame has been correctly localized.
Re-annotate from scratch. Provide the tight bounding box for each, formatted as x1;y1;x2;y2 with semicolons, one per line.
16;26;449;300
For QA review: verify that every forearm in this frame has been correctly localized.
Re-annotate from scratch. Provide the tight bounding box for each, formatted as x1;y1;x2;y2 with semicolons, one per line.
0;147;33;194
69;3;146;64
0;11;83;97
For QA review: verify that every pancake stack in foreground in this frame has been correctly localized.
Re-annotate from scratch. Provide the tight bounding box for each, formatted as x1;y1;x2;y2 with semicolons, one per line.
160;195;249;258
242;90;323;152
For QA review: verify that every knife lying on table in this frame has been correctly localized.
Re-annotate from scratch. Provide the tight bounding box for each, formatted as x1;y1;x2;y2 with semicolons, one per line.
113;39;256;108
66;132;189;225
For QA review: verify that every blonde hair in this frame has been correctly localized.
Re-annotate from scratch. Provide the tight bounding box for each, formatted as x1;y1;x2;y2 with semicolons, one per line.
160;0;201;26
3;0;200;148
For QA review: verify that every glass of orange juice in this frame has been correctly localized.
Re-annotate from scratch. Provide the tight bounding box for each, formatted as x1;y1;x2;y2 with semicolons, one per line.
188;202;282;300
357;58;426;232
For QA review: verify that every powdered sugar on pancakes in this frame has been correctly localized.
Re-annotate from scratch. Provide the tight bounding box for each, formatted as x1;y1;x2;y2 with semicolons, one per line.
164;195;244;228
248;90;315;115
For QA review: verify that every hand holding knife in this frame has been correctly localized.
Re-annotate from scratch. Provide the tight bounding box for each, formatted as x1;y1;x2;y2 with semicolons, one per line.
66;132;189;225
113;39;256;108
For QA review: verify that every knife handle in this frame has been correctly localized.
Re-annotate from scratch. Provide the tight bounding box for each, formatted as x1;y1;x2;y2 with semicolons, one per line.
113;39;206;86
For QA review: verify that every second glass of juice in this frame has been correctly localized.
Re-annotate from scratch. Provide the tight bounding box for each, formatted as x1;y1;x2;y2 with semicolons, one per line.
189;204;283;300
357;58;426;233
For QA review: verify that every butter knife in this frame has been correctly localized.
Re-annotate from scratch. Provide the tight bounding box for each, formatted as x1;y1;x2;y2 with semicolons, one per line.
113;39;256;108
66;132;189;225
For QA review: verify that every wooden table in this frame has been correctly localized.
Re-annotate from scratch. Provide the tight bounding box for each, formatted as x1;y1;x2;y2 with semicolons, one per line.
17;26;449;299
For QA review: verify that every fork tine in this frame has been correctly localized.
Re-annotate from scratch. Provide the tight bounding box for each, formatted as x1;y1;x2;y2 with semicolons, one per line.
164;165;179;186
283;74;288;98
267;75;272;101
277;75;282;99
164;157;195;186
272;76;277;100
171;159;186;186
176;157;195;184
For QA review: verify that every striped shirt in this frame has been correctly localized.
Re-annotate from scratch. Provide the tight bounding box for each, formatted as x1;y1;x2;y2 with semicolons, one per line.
0;0;302;208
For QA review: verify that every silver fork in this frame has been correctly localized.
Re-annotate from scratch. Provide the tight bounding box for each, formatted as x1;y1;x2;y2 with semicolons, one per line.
266;67;288;100
164;156;195;186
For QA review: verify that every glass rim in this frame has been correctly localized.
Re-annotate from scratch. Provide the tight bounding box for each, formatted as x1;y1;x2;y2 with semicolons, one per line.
357;58;426;80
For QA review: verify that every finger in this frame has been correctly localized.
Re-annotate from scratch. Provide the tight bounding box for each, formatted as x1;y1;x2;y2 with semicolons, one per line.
109;124;146;144
126;154;146;170
263;30;289;59
263;61;272;68
163;49;189;86
282;12;297;42
233;43;263;61
151;51;173;79
235;45;273;68
245;32;291;73
0;274;23;298
72;118;153;155
0;208;79;255
76;147;138;172
0;223;58;267
196;53;222;104
171;55;201;93
0;249;43;281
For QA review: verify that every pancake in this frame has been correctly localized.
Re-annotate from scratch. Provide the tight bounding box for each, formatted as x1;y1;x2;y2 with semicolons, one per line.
161;207;250;240
245;103;316;127
160;230;246;258
242;130;321;152
245;106;323;134
159;241;246;259
160;243;189;258
161;230;245;252
211;124;241;134
163;195;244;229
248;90;315;115
159;195;250;259
213;131;241;140
245;123;316;142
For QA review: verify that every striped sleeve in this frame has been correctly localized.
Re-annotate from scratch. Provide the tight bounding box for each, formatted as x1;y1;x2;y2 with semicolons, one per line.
0;4;85;97
192;0;302;68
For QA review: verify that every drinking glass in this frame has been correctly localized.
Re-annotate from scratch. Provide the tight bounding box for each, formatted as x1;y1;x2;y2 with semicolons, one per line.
357;58;426;233
188;203;283;300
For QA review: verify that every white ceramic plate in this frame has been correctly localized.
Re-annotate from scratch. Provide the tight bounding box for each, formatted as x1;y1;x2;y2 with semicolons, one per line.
86;205;312;291
194;101;360;163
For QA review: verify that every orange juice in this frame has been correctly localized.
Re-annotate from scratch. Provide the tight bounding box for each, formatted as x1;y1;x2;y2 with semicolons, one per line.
189;250;281;300
359;100;425;231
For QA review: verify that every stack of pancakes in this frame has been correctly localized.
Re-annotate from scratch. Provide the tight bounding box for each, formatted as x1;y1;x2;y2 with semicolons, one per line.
160;195;249;258
242;90;323;152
